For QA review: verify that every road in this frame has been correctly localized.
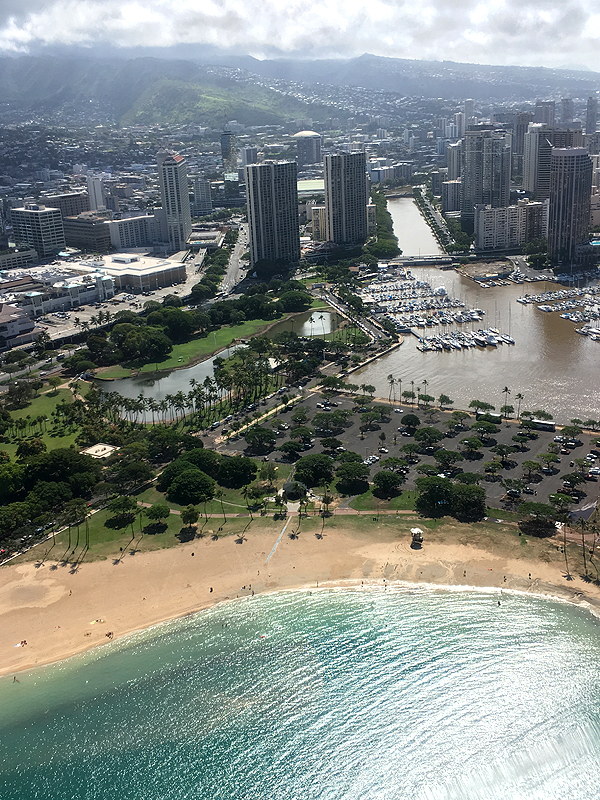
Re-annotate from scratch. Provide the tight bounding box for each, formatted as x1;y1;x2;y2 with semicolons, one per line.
221;224;248;295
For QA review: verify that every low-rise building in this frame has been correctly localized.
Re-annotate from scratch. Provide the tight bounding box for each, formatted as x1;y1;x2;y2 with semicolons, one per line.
0;302;36;348
76;253;186;292
63;212;113;253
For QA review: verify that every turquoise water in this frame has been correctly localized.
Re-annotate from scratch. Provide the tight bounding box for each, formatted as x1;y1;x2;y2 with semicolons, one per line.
2;587;600;799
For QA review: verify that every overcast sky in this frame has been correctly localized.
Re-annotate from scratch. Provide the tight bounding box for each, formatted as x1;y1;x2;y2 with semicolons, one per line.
0;0;600;72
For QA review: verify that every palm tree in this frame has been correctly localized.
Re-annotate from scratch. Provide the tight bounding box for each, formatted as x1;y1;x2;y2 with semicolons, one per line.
387;374;395;403
502;386;511;419
515;393;524;421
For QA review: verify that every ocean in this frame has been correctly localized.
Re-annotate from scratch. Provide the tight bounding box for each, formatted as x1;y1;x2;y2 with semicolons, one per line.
1;586;600;799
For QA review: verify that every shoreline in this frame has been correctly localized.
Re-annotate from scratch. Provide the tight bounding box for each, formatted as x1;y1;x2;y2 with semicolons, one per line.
3;522;600;679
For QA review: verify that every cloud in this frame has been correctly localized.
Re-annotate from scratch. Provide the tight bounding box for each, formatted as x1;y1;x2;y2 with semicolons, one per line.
0;0;599;70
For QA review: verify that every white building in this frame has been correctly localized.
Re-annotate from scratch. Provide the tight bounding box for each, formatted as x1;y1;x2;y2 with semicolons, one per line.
474;199;548;252
86;175;105;210
106;215;159;250
0;303;36;348
156;149;192;253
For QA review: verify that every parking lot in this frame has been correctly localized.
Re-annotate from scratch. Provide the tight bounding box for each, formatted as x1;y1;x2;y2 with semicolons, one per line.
209;389;600;512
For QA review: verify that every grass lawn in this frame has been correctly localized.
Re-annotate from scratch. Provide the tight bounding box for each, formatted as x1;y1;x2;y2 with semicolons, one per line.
349;489;418;512
3;389;79;458
96;317;288;380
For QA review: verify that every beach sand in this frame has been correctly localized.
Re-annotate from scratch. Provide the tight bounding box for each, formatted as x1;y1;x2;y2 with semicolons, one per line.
2;520;599;677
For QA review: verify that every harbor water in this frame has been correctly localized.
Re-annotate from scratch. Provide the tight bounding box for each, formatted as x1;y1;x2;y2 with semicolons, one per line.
354;199;600;421
2;588;600;799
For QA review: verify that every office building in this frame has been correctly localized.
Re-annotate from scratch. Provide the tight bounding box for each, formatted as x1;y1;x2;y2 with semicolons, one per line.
534;101;556;126
87;175;105;210
63;212;113;253
523;125;584;200
43;192;90;218
245;161;300;269
293;131;322;168
548;148;593;265
512;112;533;157
220;131;238;174
586;97;598;135
10;204;65;257
191;177;212;215
324;151;368;246
156;149;192;253
460;128;511;232
241;147;258;167
561;99;575;126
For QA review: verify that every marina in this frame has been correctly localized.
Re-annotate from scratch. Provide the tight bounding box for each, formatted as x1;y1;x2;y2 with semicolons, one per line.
353;198;600;420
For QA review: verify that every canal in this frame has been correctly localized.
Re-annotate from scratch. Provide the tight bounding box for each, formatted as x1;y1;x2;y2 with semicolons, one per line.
354;198;600;421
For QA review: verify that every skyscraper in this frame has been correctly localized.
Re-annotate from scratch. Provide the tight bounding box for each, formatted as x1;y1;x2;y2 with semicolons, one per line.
191;177;212;216
324;151;368;246
221;131;237;174
11;204;65;257
534;101;556;126
548;148;593;265
446;142;462;180
293;131;322;168
586;97;598;135
241;147;258;167
460;128;512;232
523;125;584;200
245;161;300;269
156;149;192;253
512;112;533;157
561;99;575;126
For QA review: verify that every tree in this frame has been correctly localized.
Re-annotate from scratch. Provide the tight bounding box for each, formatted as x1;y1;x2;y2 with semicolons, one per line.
491;444;517;466
244;426;276;454
538;452;560;469
414;426;445;447
469;400;495;412
434;449;463;471
47;376;63;392
460;436;484;457
294;454;335;488
167;469;215;506
438;394;454;409
15;438;47;460
415;476;453;518
217;456;257;489
373;470;404;498
517;502;557;537
400;413;420;432
33;331;51;358
180;504;199;528
451;484;486;522
278;441;302;460
335;461;370;495
146;503;171;529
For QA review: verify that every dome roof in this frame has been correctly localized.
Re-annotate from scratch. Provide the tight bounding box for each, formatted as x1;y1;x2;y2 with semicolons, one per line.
292;130;320;138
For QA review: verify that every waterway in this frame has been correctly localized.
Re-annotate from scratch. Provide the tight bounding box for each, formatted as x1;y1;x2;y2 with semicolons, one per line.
354;199;600;422
387;196;445;257
103;311;336;407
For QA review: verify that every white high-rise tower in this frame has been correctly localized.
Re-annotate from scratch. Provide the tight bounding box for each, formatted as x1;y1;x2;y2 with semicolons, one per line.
156;149;192;253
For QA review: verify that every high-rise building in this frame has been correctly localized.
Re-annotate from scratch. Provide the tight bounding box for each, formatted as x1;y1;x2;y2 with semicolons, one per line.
220;131;237;174
523;125;584;200
293;131;322;168
586;96;598;135
474;199;548;251
460;128;512;232
561;99;575;126
245;161;300;269
10;204;65;257
463;99;475;123
512;112;533;157
156;149;192;253
548;148;593;265
191;177;212;216
311;206;327;241
241;147;258;167
534;101;556;126
446;142;462;180
442;180;462;213
87;176;105;210
324;151;368;246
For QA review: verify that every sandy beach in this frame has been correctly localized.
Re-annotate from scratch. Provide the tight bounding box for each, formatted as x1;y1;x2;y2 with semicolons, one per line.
2;520;600;678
